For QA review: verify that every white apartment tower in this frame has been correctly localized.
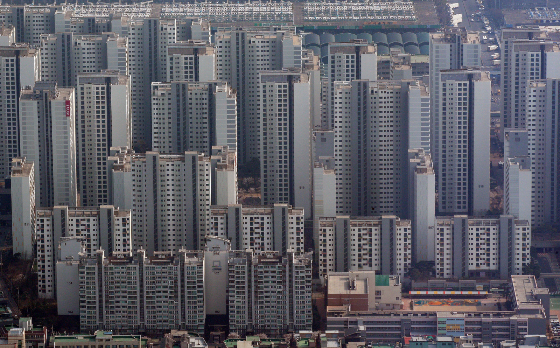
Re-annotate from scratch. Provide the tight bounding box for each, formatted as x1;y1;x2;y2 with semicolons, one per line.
0;45;39;178
316;216;411;278
325;40;377;129
435;215;531;279
408;149;436;263
126;152;211;253
76;72;131;207
208;204;304;253
526;78;560;226
429;29;481;166
210;146;238;206
228;250;312;335
19;83;77;207
504;157;532;225
215;28;302;164
501;28;560;136
333;80;425;217
258;70;312;216
10;158;35;259
36;205;131;299
151;81;237;154
40;32;128;88
167;41;215;82
436;70;490;215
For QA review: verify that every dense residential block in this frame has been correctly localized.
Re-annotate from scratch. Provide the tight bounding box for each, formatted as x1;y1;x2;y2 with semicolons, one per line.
36;205;131;299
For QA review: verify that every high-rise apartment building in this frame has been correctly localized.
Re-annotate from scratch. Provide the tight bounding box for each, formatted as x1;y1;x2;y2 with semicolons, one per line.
316;216;411;278
324;40;377;129
210;146;238;206
526;78;560;226
0;45;39;178
228;249;312;335
208;204;304;253
76;71;130;207
10;158;35;259
435;70;490;215
0;6;55;45
333;79;428;217
36;205;131;299
167;41;215;82
151;81;237;154
407;84;431;153
118;151;211;253
79;249;205;333
19;83;77;207
127;18;210;150
215;28;302;164
435;216;531;279
40;32;127;88
429;28;480;166
501;28;560;137
408;149;436;263
504;157;532;225
258;70;312;216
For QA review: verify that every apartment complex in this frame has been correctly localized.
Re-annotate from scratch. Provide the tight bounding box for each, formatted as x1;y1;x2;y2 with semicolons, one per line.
228;250;312;335
208;204;304;253
112;151;211;253
0;45;39;178
500;28;560;136
19;83;77;207
151;81;237;154
40;32;127;87
36;205;131;299
429;28;481;166
434;216;531;279
317;216;412;278
324;40;377;129
333;79;429;217
215;27;302;164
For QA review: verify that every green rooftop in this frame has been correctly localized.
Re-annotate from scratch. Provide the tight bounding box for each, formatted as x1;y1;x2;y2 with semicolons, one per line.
375;275;390;287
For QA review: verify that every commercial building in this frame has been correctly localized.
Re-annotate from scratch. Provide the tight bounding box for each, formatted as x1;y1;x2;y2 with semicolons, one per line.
215;27;302;164
228;249;312;335
76;71;130;207
429;28;481;165
435;70;490;215
36;205;131;299
49;331;147;348
316;216;411;278
10;158;35;259
500;28;560;137
526;78;560;226
0;45;39;179
326;271;402;311
151;81;237;154
434;216;531;279
327;276;547;345
208;204;304;253
258;69;313;216
19;83;77;207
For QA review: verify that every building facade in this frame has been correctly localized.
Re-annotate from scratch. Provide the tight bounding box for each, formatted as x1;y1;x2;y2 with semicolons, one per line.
10;158;35;259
